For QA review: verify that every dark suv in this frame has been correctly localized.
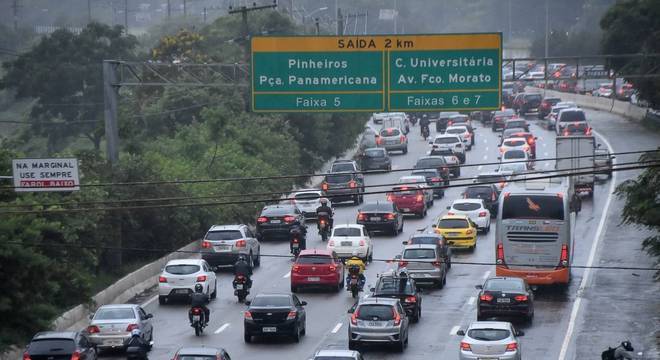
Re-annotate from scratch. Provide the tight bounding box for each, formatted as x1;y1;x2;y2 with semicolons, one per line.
25;332;97;360
244;293;307;343
413;156;450;185
322;172;365;205
371;274;422;322
256;204;306;241
410;169;445;198
513;93;543;115
463;184;500;217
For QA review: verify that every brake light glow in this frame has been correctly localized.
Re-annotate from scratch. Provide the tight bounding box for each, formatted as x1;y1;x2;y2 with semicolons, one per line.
22;352;31;360
235;239;246;248
585;127;592;135
496;243;505;265
514;295;528;302
70;351;80;360
460;341;472;351
292;265;300;273
357;212;366;221
244;311;253;320
431;177;441;183
559;244;569;267
385;213;395;220
159;276;167;283
415;194;424;202
478;211;488;217
257;216;268;223
465;229;474;235
400;135;406;143
506;343;518;352
359;239;365;246
350;308;359;325
432;260;442;267
404;296;417;303
196;275;207;282
192;308;201;314
87;325;100;334
376;137;383;145
386;194;394;201
321;182;329;191
329;265;337;272
286;310;297;320
528;137;535;145
392;310;401;326
126;323;139;332
202;241;211;249
398;260;408;267
284;216;296;223
480;293;494;301
349;180;357;189
447;211;455;215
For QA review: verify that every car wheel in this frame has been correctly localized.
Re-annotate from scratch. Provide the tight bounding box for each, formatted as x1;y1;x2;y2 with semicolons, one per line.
211;280;217;299
392;224;399;236
158;296;167;305
421;208;427;218
447;257;452;269
485;222;491;234
353;195;360;205
348;340;358;350
403;147;408;154
437;277;444;289
368;251;373;263
147;332;153;351
292;324;300;343
399;220;404;233
301;321;306;336
254;248;261;267
397;337;406;352
244;332;252;343
526;309;534;323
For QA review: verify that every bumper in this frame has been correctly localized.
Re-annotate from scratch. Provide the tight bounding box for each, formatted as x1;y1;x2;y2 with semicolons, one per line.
244;320;297;336
325;190;359;202
202;252;243;266
257;227;292;239
445;237;477;248
364;161;390;170
349;328;402;343
380;143;407;151
496;265;569;285
478;303;531;318
358;220;397;232
89;334;130;349
394;203;425;214
459;350;519;360
158;285;193;297
330;246;368;259
408;270;442;283
473;217;489;229
291;273;341;287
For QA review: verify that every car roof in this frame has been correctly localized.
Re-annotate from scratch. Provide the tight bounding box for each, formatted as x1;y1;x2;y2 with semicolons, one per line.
166;259;205;266
293;189;323;194
452;198;484;205
399;175;426;181
332;224;364;229
434;134;461;139
176;347;223;356
32;332;78;340
299;249;333;256
446;125;468;130
410;232;443;238
468;321;513;330
314;350;360;357
209;224;244;231
418;155;444;160
403;244;437;250
358;297;399;306
97;304;138;310
486;276;526;283
503;137;527;143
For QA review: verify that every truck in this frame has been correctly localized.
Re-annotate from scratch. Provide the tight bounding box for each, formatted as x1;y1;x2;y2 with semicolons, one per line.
555;136;595;197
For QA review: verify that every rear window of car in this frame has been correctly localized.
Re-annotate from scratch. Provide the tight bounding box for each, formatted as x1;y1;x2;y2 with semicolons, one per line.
484;278;525;292
565;122;589;131
465;186;493;198
375;278;414;294
438;219;469;228
403;248;436;259
559;110;586;122
499;163;526;172
251;295;292;307
446;127;466;134
332;163;355;172
325;174;352;183
365;149;386;157
295;192;320;200
296;255;332;264
392;186;421;196
177;356;216;360
415;159;444;169
380;128;401;136
361;203;394;212
165;264;200;275
333;227;362;237
525;94;542;100
262;205;297;215
476;175;506;184
450;117;468;123
28;339;75;354
502;195;564;220
503;129;525;138
504;139;526;147
452;202;481;211
409;236;441;245
467;329;511;341
503;150;526;159
206;230;242;241
411;170;438;178
356;304;395;320
506;120;525;127
434;137;459;144
94;308;136;320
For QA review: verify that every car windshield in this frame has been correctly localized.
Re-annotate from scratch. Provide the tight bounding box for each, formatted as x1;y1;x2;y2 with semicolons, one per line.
314;357;354;360
332;163;355;172
361;203;393;212
375;278;414;294
165;264;200;275
435;137;458;144
452;202;481;211
504;150;526;159
485;279;525;292
296;255;332;264
206;230;242;240
295;192;320;201
251;295;292;307
365;149;386;157
94;308;136;320
467;329;511;342
326;174;352;183
380;128;401;137
502;195;564;220
333;227;362;237
438;219;469;228
357;304;394;321
403;248;436;259
28;339;75;354
504;139;526;147
560;111;586;122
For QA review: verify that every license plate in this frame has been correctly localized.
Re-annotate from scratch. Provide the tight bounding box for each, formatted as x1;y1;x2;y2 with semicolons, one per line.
292;243;299;249
270;220;281;224
235;284;243;290
214;245;230;251
262;327;277;333
105;340;122;346
192;315;200;321
447;232;460;237
175;289;189;294
341;241;352;246
477;358;498;360
403;208;410;212
308;277;320;282
370;217;381;221
386;140;397;144
497;298;511;303
368;322;383;327
350;278;358;284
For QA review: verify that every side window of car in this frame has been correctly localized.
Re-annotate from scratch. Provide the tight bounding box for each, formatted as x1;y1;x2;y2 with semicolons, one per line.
223;350;231;360
244;228;254;239
78;335;90;349
292;295;301;307
397;303;406;317
138;308;148;320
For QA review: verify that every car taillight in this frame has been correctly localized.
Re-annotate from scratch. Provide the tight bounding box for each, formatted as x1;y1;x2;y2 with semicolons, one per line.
159;276;168;283
480;293;494;301
404;296;417;303
348;180;357;189
398;260;408;267
196;275;207;282
528;137;535;145
126;323;139;332
286;310;297;320
70;351;80;360
559;244;569;267
479;211;488;217
415;194;424;202
202;241;211;249
585;127;592;135
235;239;246;248
244;311;253;320
523;144;530;151
257;216;268;223
192;308;201;314
465;229;473;235
321;182;329;191
350;309;359;325
448;121;453;126
563;130;569;136
292;237;299;244
329;265;337;272
386;193;394;201
499;147;505;153
284;216;296;223
431;177;440;183
357;212;366;221
460;341;472;351
514;295;528;302
359;239;365;246
292;265;300;273
432;261;442;267
496;243;505;265
492;193;497;201
506;342;518;352
23;352;31;360
385;213;395;220
393;310;401;326
400;135;406;143
447;211;454;215
376;137;383;145
87;325;100;334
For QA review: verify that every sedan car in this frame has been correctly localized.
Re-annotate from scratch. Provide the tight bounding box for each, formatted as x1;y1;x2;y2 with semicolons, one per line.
497;161;529;175
87;304;153;350
414;156;451;184
348;297;409;352
463;184;500;216
371;272;422;322
313;349;364;360
436;111;460;132
397;244;447;288
291;190;332;220
256;204;306;240
404;233;452;269
291;249;344;292
398;175;434;207
158;259;217;304
327;224;373;261
502;131;537;159
491;109;516;131
456;321;524;360
244;293;307;343
432;215;478;250
201;224;261;267
357;201;404;236
410;169;445;198
445;125;473;150
25;332;97;360
360;147;392;172
376;127;408;154
321;172;364;205
499;137;531;157
476;277;534;322
447;199;491;233
172;347;231;360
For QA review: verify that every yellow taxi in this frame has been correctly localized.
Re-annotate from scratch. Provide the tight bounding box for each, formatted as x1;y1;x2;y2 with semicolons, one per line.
432;214;478;250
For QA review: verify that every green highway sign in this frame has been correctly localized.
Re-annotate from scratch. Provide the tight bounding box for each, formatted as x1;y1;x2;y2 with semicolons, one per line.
251;34;502;112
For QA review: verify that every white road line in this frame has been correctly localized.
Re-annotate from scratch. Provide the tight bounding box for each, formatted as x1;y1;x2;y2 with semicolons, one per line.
544;152;549;157
485;147;489;152
331;322;343;333
393;165;400;170
283;271;291;278
483;155;488;160
483;139;488;144
467;296;476;306
143;295;159;307
543;143;547;147
482;270;491;279
449;325;460;335
477;165;483;170
558;130;616;360
544;162;550;167
214;323;230;334
362;294;370;299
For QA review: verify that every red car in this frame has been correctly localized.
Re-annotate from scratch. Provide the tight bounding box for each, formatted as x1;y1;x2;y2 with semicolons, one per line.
290;249;344;292
538;97;562;119
387;185;427;218
507;131;538;159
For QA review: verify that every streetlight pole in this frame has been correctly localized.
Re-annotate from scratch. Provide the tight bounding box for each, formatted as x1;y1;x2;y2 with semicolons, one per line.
544;0;549;59
393;0;397;34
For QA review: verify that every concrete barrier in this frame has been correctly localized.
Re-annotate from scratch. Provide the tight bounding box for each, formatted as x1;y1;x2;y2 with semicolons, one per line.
536;88;649;122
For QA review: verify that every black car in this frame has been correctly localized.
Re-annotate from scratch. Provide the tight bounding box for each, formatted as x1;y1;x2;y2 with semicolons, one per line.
470;110;492;124
410;169;445;198
517;93;543;115
476;277;534;322
357;201;404;236
427;147;461;177
256;204;306;241
463;184;500;217
360;147;392;172
491;109;516;131
413;156;450;185
244;293;307;343
404;233;452;269
504;119;529;132
25;331;97;360
371;274;422;322
435;111;459;133
322;172;364;205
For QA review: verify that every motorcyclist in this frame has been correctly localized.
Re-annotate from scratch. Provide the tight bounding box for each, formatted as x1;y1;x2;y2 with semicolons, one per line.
189;284;210;326
419;114;430;135
397;269;409;293
316;198;333;232
345;252;366;290
289;225;307;253
613;341;636;360
233;254;253;289
125;329;149;360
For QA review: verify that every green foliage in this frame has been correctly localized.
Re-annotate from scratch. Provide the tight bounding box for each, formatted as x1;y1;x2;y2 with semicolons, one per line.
600;0;660;107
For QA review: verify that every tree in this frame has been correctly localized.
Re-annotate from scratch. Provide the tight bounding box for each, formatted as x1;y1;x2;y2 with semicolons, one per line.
0;22;138;152
615;151;660;279
600;0;660;107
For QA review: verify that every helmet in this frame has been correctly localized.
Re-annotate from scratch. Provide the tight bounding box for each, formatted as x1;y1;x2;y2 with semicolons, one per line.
621;341;633;351
398;269;408;278
320;198;328;205
290;227;301;235
238;254;247;262
194;283;203;293
131;329;141;337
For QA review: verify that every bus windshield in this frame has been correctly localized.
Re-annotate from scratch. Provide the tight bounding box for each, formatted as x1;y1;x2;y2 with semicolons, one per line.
502;195;564;220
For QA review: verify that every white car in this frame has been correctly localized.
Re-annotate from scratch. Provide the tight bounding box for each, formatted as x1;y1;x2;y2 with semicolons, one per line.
291;189;332;220
447;199;491;233
556;108;586;136
430;134;466;163
327;224;373;261
158;259;217;305
313;349;363;360
499;137;531;156
445;125;473;150
497;161;529;175
457;321;523;360
398;175;434;207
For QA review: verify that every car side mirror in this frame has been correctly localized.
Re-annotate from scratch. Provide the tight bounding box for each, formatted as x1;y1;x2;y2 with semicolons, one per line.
245;300;251;306
446;206;450;210
301;301;307;306
370;287;375;292
347;308;354;314
475;285;483;290
431;224;437;228
394;254;402;260
402;241;408;245
596;143;602;148
456;330;466;336
88;314;94;320
146;313;154;319
516;330;525;337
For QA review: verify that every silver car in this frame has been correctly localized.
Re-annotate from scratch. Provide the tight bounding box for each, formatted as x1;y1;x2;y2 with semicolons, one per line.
377;127;408;154
348;297;409;352
397;244;447;288
87;304;154;350
313;349;364;360
457;321;524;360
201;224;261;267
291;190;332;220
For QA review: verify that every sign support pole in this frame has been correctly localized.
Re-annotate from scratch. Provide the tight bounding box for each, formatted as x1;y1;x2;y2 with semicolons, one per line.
103;60;120;165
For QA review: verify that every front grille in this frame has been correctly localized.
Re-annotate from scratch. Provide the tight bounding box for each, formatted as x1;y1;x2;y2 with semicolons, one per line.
506;231;559;243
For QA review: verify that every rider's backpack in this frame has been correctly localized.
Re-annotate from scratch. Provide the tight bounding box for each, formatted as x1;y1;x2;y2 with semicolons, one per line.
601;347;616;360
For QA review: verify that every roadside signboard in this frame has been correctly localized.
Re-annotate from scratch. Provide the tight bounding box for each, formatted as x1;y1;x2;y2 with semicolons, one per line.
251;33;502;112
12;158;80;192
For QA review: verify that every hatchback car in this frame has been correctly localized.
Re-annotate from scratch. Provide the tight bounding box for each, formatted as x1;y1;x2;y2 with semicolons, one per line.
410;169;446;198
429;134;466;164
360;147;392;172
244;293;307;343
313;349;364;360
433;215;478;250
348;297;409;352
356;201;404;236
172;347;231;360
556;108;586;136
87;304;153;350
502;131;537;158
376;127;408;154
397;244;447;288
447;199;491;233
158;259;217;304
463;184;500;216
445;125;473;150
476;277;534;322
201;224;261;267
503;119;529;132
331;159;362;174
491;109;516;131
291;249;344;292
387;185;428;218
256;204;306;240
501;149;533;169
497;161;528;175
514;93;542;115
413;156;451;184
291;190;332;220
474;171;512;191
25;332;97;360
499;137;531;157
404;233;452;269
322;172;365;205
538;97;562;118
456;321;524;360
398;175;434;207
371;273;422;322
327;224;373;261
428;148;461;177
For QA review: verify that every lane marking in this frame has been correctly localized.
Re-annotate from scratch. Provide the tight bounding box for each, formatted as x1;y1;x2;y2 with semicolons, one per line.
214;323;230;334
362;294;370;299
283;271;291;278
483;155;488;160
544;162;550;168
483;139;488;144
477;165;483;170
543;143;547;147
543;152;549;157
331;322;343;333
467;296;476;306
449;325;460;335
558;130;616;360
144;295;159;307
392;165;400;170
485;147;489;152
482;270;491;279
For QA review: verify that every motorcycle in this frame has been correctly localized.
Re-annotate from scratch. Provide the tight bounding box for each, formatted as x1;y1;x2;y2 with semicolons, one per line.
290;236;302;258
189;307;206;336
318;217;330;242
346;266;362;299
233;275;250;303
421;125;430;140
410;116;418;126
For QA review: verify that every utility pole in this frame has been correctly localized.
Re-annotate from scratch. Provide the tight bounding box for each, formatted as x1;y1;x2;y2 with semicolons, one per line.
88;0;92;24
183;0;187;18
11;0;19;31
103;61;120;165
508;0;512;40
544;0;549;59
393;0;397;34
124;0;128;32
167;0;171;19
336;8;343;35
203;7;207;23
315;17;320;35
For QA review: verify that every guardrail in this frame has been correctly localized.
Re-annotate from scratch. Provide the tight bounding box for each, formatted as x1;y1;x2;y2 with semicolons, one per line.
533;87;649;121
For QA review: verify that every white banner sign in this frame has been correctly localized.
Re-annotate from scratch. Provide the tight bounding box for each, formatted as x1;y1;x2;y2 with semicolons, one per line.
12;158;80;192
